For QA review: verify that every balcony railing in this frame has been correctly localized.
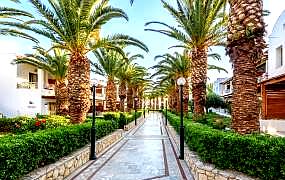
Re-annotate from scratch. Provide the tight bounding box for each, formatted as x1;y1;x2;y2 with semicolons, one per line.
42;89;55;97
17;82;38;89
223;89;232;95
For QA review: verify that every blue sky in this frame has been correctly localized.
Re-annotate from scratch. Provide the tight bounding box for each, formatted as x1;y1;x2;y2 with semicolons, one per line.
0;0;284;82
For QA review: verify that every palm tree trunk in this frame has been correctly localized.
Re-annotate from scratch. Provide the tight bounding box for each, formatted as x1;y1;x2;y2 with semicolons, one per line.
183;79;189;115
127;87;133;112
229;40;261;134
119;81;127;112
68;52;91;123
55;79;68;116
175;86;180;113
106;77;117;111
228;0;265;134
191;48;207;119
156;97;159;110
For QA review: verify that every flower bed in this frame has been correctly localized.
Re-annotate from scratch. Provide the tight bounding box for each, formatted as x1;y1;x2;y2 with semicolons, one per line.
0;115;70;134
0;120;115;180
164;111;285;179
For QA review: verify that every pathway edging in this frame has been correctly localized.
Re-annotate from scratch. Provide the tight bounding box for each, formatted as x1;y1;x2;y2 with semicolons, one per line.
166;124;256;180
22;116;145;180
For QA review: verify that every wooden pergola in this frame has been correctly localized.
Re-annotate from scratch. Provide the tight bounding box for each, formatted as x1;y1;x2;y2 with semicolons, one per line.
260;73;285;120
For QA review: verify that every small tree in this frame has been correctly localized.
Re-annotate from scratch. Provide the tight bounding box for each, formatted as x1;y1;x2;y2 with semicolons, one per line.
205;92;225;113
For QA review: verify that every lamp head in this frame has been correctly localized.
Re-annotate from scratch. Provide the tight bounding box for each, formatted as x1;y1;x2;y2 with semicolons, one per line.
91;78;99;87
177;77;186;86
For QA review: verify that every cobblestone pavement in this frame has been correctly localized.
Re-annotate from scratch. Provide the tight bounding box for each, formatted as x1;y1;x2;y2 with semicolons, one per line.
67;112;193;180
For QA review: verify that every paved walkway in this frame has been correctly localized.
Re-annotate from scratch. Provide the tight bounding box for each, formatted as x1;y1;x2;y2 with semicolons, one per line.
67;112;193;180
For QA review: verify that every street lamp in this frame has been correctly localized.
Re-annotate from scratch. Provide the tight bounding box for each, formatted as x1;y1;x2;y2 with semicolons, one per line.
90;78;98;160
134;96;138;126
143;101;146;118
165;100;168;126
177;77;186;160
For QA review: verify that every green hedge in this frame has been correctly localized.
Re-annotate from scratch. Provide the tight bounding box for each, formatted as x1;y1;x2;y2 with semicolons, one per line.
0;120;115;180
0;115;70;134
102;111;142;129
164;111;285;179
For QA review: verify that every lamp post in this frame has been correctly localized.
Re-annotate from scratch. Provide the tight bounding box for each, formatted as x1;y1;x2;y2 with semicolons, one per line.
177;77;186;160
143;102;146;118
90;79;98;160
134;96;138;126
165;100;168;126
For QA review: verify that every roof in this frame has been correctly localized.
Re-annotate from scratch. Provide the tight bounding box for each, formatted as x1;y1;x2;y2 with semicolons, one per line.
221;77;233;84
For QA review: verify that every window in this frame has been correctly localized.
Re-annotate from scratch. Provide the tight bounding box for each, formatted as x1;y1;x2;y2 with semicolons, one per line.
226;84;230;90
29;73;38;83
276;45;283;68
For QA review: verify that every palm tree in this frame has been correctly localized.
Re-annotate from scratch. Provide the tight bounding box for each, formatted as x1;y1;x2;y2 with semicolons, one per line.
145;0;227;119
151;52;191;114
1;0;148;123
13;46;69;115
116;53;144;112
92;49;124;112
0;1;38;42
227;0;266;134
151;51;227;114
126;65;148;112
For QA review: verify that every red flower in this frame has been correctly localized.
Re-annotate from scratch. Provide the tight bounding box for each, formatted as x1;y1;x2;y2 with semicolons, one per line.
41;119;46;124
35;121;41;127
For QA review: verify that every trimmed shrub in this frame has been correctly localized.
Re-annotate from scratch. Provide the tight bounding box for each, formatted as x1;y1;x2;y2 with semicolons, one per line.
0;115;70;134
0;120;115;180
118;113;127;129
164;111;285;179
103;112;120;121
0;116;30;132
102;111;143;129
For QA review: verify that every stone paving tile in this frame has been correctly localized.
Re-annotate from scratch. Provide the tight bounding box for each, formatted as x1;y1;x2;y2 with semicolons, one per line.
66;113;193;180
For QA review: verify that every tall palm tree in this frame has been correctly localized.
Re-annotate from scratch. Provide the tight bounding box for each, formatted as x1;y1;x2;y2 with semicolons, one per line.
151;52;227;114
0;1;38;42
13;46;69;115
1;0;148;123
92;48;124;112
116;53;144;112
227;0;266;134
151;52;191;114
145;0;227;119
126;65;148;112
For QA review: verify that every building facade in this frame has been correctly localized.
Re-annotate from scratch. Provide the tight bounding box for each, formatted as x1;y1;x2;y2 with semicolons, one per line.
259;10;285;134
213;78;227;96
0;52;108;117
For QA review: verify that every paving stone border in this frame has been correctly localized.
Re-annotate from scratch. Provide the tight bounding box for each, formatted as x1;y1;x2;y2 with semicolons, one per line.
166;125;257;180
22;116;146;180
22;129;124;180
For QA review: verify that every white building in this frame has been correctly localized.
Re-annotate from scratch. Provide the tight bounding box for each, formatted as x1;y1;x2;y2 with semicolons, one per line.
213;78;227;96
0;51;108;117
0;51;56;117
259;10;285;135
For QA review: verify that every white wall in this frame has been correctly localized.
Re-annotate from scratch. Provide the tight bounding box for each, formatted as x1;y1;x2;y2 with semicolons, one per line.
0;49;42;117
268;10;285;78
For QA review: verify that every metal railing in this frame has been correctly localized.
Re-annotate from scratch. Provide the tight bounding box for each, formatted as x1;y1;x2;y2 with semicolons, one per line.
17;82;38;89
41;89;55;96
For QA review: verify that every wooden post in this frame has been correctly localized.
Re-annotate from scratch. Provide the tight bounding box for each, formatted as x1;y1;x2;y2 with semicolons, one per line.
261;83;267;119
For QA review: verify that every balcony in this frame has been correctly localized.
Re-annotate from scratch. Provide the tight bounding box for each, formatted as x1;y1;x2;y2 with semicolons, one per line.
223;89;232;96
17;82;38;89
42;88;55;97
